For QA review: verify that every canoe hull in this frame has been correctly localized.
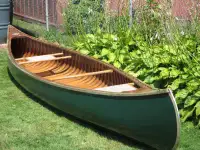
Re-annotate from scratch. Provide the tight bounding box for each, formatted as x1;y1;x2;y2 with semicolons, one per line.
8;56;180;150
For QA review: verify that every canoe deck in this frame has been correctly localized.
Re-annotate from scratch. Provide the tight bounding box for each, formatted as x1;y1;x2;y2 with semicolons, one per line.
11;36;152;92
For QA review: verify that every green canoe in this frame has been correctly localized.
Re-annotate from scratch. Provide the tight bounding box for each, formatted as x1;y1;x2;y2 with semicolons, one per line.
7;26;180;149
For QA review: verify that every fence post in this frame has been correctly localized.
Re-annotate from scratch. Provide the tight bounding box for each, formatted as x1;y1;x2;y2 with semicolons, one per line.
45;0;49;31
129;0;133;28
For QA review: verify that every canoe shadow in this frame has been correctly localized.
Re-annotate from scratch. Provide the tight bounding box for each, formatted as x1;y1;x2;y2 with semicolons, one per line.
8;69;155;150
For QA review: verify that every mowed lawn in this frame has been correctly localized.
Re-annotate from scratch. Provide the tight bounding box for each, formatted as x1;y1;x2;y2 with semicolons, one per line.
0;50;200;150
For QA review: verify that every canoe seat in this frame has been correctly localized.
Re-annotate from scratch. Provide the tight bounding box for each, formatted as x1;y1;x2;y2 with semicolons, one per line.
95;83;137;92
16;54;71;65
47;69;113;81
15;52;64;61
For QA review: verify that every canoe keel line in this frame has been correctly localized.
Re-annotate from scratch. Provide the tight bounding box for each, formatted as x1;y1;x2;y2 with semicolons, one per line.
7;26;180;150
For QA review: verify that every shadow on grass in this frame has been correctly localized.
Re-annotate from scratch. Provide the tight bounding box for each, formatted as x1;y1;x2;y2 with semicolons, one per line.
8;69;155;150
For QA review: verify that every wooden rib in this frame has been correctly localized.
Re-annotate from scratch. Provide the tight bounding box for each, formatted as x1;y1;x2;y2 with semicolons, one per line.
16;52;64;61
30;61;60;74
18;56;71;65
44;64;73;80
77;64;106;89
50;70;113;81
55;65;87;84
78;65;105;89
25;55;62;71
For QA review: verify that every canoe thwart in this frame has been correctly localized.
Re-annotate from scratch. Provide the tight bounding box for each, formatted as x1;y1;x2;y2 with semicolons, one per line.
95;83;137;92
18;55;71;65
49;69;113;81
15;52;64;61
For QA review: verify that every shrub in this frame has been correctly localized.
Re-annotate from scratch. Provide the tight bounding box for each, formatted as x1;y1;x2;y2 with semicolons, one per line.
72;0;200;126
64;0;104;35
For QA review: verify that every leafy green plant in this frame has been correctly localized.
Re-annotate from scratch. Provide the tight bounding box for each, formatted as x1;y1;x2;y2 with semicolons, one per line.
64;0;200;126
73;24;200;126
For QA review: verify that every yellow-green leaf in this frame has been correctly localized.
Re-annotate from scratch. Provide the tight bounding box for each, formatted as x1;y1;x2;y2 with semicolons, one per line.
180;107;195;122
101;48;110;56
184;96;198;108
195;101;200;117
113;61;121;69
80;49;90;55
108;53;116;62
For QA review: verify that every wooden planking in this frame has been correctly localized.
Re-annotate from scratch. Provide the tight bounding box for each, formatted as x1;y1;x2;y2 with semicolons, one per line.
49;70;113;81
18;56;71;65
15;52;64;61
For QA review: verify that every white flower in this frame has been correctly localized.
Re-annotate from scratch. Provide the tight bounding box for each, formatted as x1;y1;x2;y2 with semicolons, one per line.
181;31;185;35
88;8;93;14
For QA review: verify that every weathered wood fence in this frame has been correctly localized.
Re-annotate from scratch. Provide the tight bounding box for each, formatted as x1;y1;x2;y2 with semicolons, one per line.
13;0;196;28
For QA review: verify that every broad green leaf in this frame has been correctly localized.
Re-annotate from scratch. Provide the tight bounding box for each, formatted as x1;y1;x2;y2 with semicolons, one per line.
80;49;90;55
187;80;199;92
194;91;200;97
195;101;200;117
128;40;135;46
128;71;138;77
158;67;167;71
182;74;189;79
102;59;109;63
160;68;169;79
111;43;118;50
124;64;134;72
194;72;200;77
113;61;121;69
120;49;127;54
196;107;200;117
180;107;195;122
86;34;95;41
136;68;148;77
144;76;160;84
74;42;84;48
119;54;125;64
184;96;198;108
170;68;181;78
169;78;185;90
130;51;137;57
153;47;162;53
93;54;101;59
175;89;189;100
101;39;108;44
195;101;200;108
101;48;110;56
108;53;116;63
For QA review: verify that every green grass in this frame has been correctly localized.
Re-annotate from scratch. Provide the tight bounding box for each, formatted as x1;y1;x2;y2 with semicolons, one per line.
12;18;75;47
13;18;46;37
0;50;200;150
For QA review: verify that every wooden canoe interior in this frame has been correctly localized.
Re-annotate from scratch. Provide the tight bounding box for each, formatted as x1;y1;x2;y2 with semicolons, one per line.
11;37;151;93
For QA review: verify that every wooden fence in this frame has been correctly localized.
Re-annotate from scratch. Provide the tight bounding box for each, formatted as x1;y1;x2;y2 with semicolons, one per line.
13;0;66;26
13;0;196;28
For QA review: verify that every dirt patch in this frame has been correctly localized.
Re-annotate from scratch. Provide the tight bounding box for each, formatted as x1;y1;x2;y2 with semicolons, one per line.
0;44;8;50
